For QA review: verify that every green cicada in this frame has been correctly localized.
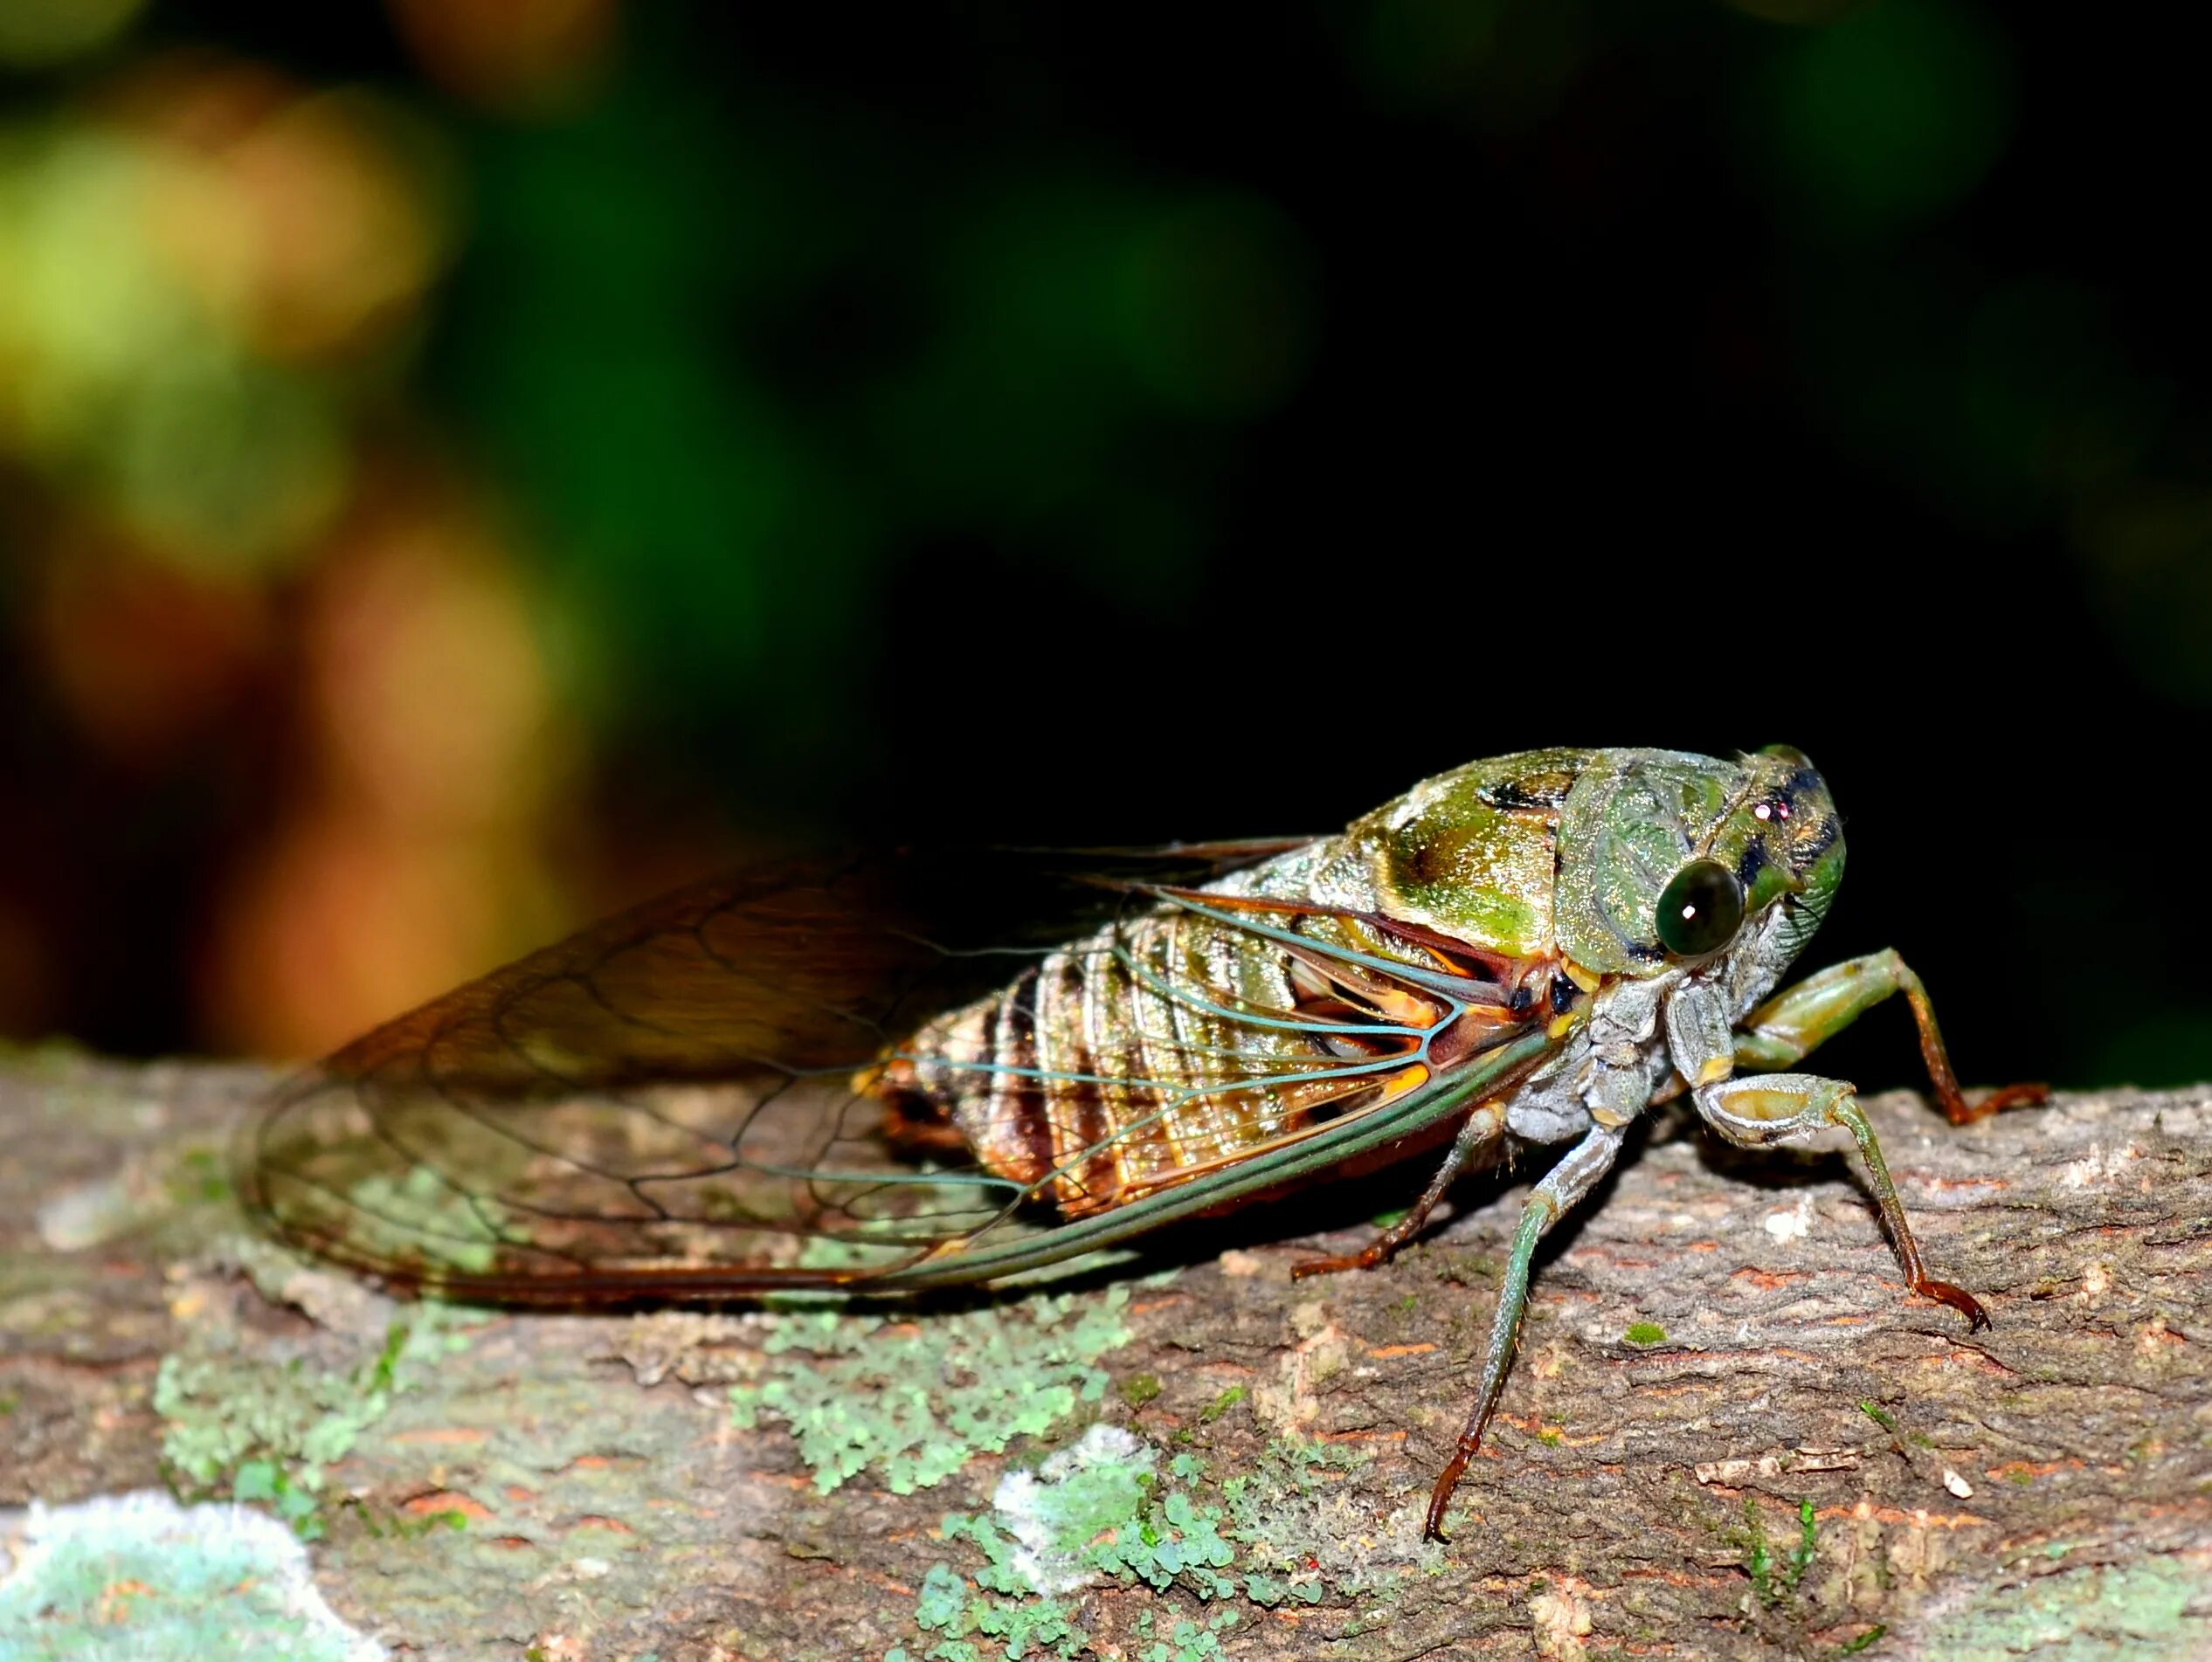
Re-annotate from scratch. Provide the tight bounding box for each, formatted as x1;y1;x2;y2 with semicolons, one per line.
241;745;2042;1539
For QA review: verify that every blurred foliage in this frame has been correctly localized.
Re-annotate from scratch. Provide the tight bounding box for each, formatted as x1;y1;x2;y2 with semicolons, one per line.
1759;0;2015;232
0;0;2208;1088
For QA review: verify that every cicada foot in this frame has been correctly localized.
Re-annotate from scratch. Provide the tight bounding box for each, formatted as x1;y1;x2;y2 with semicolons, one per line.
1939;1080;2049;1127
1908;1274;1992;1332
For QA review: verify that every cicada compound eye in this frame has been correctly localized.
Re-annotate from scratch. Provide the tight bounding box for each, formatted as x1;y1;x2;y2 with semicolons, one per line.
1656;859;1745;958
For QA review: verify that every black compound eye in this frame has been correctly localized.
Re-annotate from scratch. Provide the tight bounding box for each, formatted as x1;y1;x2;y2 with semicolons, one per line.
1656;859;1745;957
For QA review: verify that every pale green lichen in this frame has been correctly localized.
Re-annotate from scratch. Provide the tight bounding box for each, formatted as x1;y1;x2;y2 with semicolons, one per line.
1913;1555;2212;1660
1219;1436;1435;1604
885;1424;1239;1659
728;1286;1132;1495
884;1421;1441;1659
155;1304;483;1540
0;1491;382;1660
985;1426;1159;1595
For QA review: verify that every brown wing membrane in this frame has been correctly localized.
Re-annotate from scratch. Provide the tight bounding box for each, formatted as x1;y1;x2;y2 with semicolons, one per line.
238;842;1536;1301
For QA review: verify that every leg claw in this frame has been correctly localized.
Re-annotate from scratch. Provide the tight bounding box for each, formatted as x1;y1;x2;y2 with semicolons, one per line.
1914;1277;1991;1332
1289;1250;1379;1280
1424;1445;1474;1543
1946;1080;2050;1126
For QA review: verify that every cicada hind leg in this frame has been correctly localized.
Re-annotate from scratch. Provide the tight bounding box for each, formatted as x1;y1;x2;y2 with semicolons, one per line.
1289;1100;1508;1279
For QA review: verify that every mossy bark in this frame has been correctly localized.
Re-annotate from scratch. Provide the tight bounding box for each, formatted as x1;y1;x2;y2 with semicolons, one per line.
3;1050;2209;1659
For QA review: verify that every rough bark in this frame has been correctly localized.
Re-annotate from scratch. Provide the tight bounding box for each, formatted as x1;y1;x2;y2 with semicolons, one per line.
3;1049;2209;1660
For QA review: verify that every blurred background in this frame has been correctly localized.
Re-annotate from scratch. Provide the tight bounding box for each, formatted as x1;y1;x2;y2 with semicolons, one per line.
0;0;2205;1092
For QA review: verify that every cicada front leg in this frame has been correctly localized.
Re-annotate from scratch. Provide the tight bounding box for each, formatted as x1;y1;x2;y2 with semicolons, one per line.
1694;1073;1989;1329
1732;949;2047;1124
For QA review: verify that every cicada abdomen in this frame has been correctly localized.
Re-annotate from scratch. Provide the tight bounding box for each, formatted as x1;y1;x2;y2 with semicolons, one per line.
873;779;1584;1218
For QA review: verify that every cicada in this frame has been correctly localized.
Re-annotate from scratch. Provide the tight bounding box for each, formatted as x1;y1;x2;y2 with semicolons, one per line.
240;745;2043;1539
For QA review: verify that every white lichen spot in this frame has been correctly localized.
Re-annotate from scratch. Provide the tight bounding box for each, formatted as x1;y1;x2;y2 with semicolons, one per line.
1793;1445;1859;1474
1256;1306;1349;1431
1693;1454;1784;1486
1215;1249;1266;1279
1942;1467;1974;1499
1530;1574;1596;1660
570;1556;611;1579
2138;1316;2180;1354
2060;1142;2139;1190
990;1424;1153;1595
1764;1194;1814;1243
0;1491;383;1660
35;1175;137;1251
2082;1260;2112;1301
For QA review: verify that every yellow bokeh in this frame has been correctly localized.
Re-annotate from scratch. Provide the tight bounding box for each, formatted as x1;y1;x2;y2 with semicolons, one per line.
0;58;453;576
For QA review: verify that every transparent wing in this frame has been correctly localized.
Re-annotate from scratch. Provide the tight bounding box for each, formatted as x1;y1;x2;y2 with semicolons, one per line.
238;844;1553;1300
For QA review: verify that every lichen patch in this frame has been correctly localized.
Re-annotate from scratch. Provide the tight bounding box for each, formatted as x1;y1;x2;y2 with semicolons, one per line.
728;1286;1132;1495
0;1490;383;1660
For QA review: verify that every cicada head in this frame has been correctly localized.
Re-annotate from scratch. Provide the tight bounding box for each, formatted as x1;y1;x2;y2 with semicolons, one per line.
1554;745;1843;978
1718;743;1844;966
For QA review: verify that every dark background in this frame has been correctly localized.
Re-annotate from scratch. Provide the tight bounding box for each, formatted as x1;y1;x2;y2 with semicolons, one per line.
0;0;2205;1092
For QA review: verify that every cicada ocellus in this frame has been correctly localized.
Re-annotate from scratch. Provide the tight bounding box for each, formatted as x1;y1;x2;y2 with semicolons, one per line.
239;745;2043;1539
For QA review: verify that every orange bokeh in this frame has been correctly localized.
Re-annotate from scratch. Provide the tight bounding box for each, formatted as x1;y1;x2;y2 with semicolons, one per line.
36;535;274;769
386;0;619;116
202;468;577;1059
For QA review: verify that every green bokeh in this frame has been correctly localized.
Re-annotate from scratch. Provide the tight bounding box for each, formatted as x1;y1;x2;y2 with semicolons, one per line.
1764;0;2015;232
438;42;1314;788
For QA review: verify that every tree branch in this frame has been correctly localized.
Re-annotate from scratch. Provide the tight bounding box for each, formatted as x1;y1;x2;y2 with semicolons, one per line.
3;1052;2208;1659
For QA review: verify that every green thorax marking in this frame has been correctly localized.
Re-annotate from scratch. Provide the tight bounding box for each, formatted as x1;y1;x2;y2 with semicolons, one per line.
1348;747;1593;962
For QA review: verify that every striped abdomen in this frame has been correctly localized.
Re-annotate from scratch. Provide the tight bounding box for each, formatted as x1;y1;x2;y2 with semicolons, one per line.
876;897;1414;1216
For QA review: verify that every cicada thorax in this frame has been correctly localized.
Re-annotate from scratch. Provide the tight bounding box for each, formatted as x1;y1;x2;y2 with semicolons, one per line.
874;856;1552;1218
